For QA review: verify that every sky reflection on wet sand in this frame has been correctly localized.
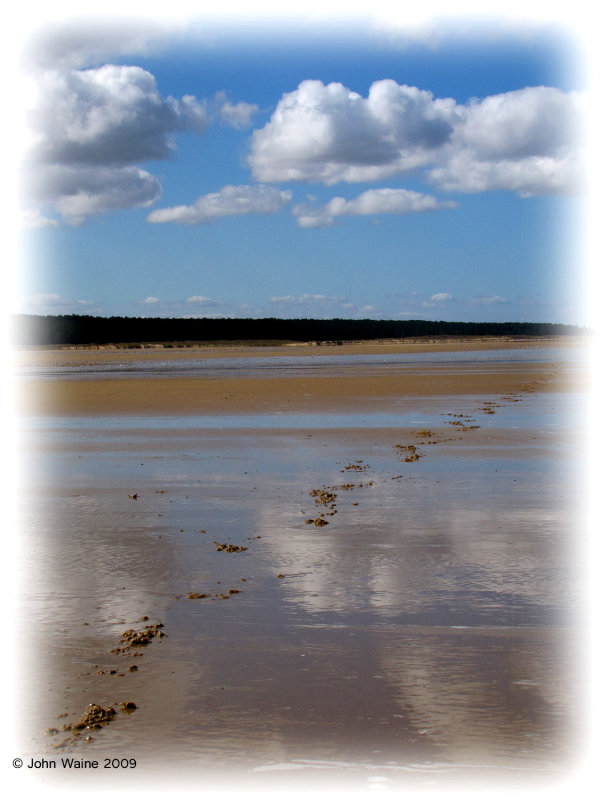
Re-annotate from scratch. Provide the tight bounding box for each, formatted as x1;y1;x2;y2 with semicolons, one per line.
13;339;593;795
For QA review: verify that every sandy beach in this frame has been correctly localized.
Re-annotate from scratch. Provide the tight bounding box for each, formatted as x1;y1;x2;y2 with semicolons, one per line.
13;337;587;416
14;338;590;793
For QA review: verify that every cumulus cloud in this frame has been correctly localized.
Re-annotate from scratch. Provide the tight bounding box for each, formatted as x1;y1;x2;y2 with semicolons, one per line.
429;152;580;197
429;86;584;196
26;164;162;225
430;292;453;302
21;37;260;224
293;187;455;227
214;91;259;129
269;293;347;306
250;79;457;184
21;28;585;231
249;79;585;197
18;292;102;315
22;62;210;222
268;293;485;319
456;86;576;161
414;292;511;311
185;296;221;306
266;294;380;317
422;292;455;307
147;184;292;224
469;294;509;305
23;64;205;195
31;64;208;166
20;208;59;230
132;296;224;315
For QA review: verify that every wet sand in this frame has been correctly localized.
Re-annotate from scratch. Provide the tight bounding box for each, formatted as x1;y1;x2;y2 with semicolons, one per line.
13;337;587;416
14;340;590;793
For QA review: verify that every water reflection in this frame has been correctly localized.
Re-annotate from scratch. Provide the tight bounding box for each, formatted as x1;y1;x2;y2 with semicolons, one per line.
252;443;577;628
379;626;577;766
17;390;583;776
18;345;589;381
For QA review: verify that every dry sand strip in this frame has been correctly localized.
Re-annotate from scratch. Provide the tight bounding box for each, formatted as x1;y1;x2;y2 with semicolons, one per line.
15;362;582;416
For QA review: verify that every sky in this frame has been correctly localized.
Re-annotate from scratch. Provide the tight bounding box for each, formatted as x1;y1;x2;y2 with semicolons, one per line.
11;3;593;325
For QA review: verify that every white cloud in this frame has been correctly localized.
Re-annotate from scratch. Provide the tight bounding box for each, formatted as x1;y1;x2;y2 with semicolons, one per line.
147;184;292;224
420;292;510;309
26;164;162;225
22;292;63;308
185;295;221;306
430;292;453;302
19;18;586;232
250;79;457;184
429;87;585;196
269;293;347;306
429;152;582;197
422;292;455;307
267;293;380;317
20;208;59;230
249;79;585;198
17;292;102;315
469;294;509;305
21;45;257;223
293;187;455;227
129;296;267;319
28;64;207;167
214;91;259;129
22;62;210;222
458;87;576;161
132;297;221;315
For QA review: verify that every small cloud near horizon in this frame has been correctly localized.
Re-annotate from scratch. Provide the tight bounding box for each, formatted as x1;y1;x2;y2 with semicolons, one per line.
17;293;103;316
469;294;509;305
422;292;454;307
185;295;221;306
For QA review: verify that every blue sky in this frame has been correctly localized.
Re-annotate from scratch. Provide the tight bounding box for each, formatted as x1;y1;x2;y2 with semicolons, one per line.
15;7;589;325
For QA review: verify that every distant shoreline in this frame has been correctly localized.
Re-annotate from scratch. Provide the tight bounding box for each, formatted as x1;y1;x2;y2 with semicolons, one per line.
13;333;588;353
11;313;587;348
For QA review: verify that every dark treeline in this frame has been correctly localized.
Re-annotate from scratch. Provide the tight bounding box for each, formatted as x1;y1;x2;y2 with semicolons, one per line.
12;314;587;346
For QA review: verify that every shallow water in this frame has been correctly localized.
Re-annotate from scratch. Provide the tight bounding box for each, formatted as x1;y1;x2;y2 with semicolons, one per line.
21;389;583;438
17;344;589;381
15;378;587;788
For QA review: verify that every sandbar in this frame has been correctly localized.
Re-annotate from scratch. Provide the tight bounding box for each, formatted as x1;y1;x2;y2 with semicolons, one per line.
13;337;587;416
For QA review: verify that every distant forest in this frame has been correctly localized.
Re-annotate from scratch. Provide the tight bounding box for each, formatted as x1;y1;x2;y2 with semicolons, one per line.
12;314;587;347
